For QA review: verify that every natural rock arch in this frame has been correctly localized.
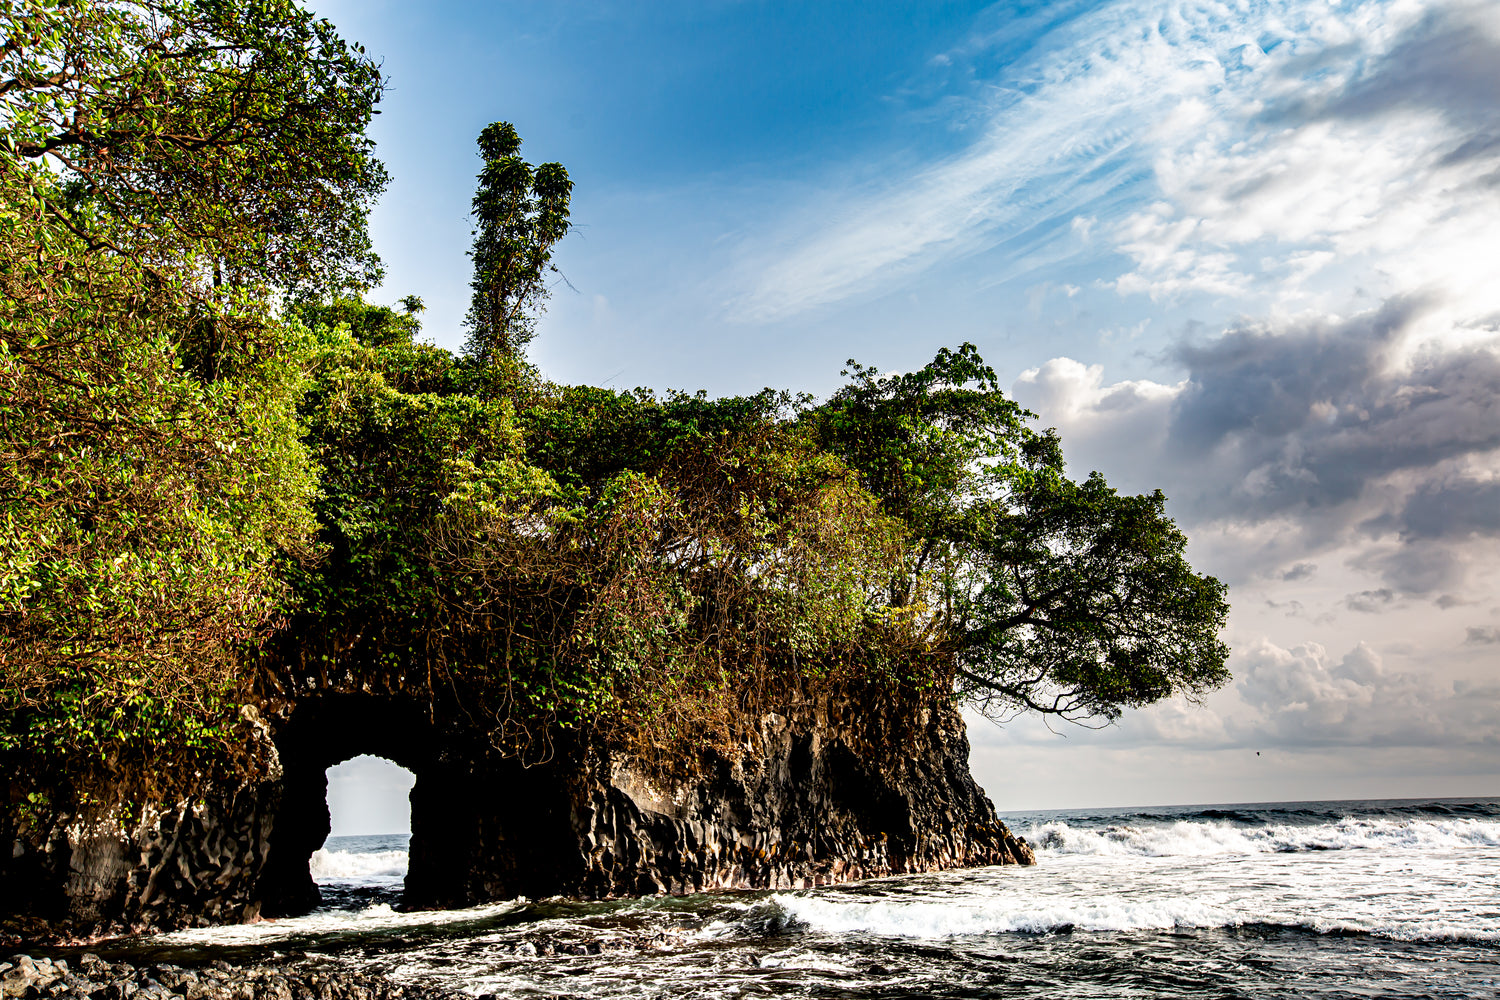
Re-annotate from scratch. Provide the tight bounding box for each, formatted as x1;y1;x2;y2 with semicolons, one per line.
258;695;426;916
3;686;1034;938
256;693;586;916
255;688;1037;920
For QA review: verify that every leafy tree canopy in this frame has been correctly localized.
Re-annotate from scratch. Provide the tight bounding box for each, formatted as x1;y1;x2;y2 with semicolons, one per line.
275;295;1228;771
1;0;388;296
807;346;1230;724
0;0;385;784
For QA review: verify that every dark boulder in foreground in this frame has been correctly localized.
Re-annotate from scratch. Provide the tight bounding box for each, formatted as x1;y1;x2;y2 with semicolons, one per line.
3;676;1032;943
0;953;462;1000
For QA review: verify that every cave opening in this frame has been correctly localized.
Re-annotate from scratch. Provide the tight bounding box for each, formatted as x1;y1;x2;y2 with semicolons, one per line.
257;692;581;917
257;694;446;918
311;755;415;910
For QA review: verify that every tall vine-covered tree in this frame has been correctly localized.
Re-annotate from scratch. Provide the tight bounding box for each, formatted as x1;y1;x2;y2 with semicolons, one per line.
0;0;386;779
461;122;573;376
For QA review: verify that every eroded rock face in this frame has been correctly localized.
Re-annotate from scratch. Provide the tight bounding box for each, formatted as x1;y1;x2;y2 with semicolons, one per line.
413;697;1033;906
0;780;279;944
573;704;1034;897
3;689;1031;941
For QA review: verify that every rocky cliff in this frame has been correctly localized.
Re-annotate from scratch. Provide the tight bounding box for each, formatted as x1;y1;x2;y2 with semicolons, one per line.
3;685;1032;943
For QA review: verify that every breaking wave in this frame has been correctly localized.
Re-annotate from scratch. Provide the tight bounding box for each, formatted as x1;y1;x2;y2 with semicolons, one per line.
309;848;409;879
766;892;1500;945
1025;817;1500;857
769;892;1232;936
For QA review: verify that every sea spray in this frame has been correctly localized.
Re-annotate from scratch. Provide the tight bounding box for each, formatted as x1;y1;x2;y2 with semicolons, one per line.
1025;816;1500;857
112;798;1500;999
309;848;409;879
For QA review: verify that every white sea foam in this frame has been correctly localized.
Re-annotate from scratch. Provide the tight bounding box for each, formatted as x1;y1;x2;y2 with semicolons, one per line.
767;890;1500;945
309;847;408;879
757;948;860;972
1308;915;1500;944
771;892;1232;937
1026;817;1500;857
155;900;521;947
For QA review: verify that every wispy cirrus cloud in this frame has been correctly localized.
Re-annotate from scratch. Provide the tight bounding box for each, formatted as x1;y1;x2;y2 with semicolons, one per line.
725;0;1500;324
726;0;1276;321
1112;1;1500;327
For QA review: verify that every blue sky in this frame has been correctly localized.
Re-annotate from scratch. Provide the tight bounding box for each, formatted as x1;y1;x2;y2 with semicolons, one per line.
317;0;1188;392
312;0;1500;824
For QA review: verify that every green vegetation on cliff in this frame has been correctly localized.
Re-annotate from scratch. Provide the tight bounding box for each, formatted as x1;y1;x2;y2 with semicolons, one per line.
0;0;382;780
0;1;1229;790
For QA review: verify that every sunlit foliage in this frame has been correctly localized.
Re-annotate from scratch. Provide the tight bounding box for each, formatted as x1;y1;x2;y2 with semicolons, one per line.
0;0;384;779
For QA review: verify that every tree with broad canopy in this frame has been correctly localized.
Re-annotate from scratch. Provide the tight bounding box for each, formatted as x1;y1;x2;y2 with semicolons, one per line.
806;344;1231;724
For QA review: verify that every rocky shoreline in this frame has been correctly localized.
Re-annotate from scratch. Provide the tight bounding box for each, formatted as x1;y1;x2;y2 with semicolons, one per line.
0;954;463;1000
6;686;1031;938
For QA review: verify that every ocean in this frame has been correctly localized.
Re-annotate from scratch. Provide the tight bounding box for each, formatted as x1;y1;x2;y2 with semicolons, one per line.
113;798;1500;997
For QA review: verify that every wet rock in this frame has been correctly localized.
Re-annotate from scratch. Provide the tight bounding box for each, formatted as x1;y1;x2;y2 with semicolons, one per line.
1;954;69;998
1;781;279;943
0;958;460;1000
559;694;1036;901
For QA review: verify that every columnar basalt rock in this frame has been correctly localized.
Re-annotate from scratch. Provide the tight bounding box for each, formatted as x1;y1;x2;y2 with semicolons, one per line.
572;703;1034;898
3;685;1031;942
1;779;281;944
